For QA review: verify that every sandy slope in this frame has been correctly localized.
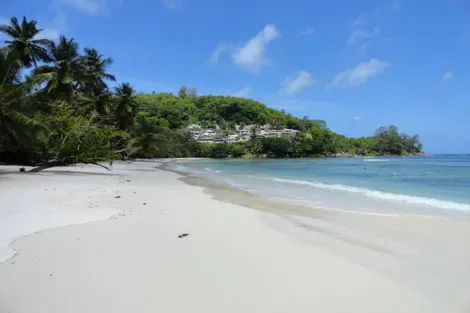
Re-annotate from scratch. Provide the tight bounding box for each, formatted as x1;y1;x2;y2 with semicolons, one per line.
0;162;463;313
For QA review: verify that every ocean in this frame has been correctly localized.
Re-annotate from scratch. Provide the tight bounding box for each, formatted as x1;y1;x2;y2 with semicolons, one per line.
175;155;470;218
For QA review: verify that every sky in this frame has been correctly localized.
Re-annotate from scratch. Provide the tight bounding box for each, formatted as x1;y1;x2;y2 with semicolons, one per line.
1;0;470;153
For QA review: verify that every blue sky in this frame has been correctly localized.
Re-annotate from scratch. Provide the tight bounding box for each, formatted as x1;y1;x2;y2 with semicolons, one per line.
2;0;470;153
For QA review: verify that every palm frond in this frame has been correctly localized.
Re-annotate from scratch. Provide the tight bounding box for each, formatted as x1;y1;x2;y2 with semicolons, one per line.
8;110;43;128
102;73;116;81
0;25;18;38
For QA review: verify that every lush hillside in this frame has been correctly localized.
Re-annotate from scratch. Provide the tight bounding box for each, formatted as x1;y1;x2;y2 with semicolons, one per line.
0;16;423;167
136;92;326;131
131;91;422;158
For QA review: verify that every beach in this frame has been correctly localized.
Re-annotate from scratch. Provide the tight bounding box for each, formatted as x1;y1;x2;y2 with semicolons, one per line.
0;161;469;313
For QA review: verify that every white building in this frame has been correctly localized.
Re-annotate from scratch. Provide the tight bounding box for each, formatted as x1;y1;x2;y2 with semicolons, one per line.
186;124;202;132
227;134;238;141
238;129;251;136
281;129;300;135
202;129;217;137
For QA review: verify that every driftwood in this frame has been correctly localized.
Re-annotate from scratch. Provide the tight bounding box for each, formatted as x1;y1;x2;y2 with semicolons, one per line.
28;161;111;173
178;233;189;239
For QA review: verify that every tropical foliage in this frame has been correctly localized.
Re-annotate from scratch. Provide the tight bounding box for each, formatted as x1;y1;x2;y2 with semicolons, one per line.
0;16;423;166
0;16;50;68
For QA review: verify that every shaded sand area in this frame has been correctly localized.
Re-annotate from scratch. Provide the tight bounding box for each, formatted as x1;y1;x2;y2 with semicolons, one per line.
0;161;469;313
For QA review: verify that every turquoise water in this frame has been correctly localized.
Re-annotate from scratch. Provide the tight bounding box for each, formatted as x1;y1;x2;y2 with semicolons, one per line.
177;155;470;217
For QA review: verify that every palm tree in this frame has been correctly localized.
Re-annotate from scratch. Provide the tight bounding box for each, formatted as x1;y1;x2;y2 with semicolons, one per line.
32;36;87;103
76;89;113;119
114;82;137;130
0;48;44;161
130;113;167;157
80;48;116;96
0;16;51;68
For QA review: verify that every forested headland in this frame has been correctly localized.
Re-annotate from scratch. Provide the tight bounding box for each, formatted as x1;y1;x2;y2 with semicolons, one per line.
0;17;423;166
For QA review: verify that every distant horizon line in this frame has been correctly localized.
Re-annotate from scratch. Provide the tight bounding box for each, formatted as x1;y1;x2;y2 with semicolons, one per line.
421;153;469;156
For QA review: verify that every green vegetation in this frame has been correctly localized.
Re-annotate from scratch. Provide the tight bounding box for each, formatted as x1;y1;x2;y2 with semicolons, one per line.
0;16;423;166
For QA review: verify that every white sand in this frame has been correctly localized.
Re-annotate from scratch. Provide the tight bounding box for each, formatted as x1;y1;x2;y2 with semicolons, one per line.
0;162;467;313
0;165;122;262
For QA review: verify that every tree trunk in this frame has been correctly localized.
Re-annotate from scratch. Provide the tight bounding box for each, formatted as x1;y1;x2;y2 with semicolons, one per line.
28;161;111;172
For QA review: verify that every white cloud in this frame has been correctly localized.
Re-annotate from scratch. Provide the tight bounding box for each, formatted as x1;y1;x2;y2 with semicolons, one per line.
347;2;398;49
281;71;317;95
41;9;67;40
442;71;453;83
163;0;187;10
351;14;367;27
207;43;230;65
330;58;390;89
232;87;252;98
59;0;107;14
372;1;400;18
232;24;279;72
53;9;68;32
347;26;379;44
41;28;61;40
353;116;363;122
299;28;315;36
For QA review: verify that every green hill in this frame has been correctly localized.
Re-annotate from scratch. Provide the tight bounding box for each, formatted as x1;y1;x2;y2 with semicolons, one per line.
131;90;422;158
135;92;327;131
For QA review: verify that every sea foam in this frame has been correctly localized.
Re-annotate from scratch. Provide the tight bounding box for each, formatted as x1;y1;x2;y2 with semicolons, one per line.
273;178;470;211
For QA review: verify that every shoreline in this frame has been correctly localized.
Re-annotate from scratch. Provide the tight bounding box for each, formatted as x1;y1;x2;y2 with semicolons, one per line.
0;160;469;312
0;153;432;172
166;158;470;216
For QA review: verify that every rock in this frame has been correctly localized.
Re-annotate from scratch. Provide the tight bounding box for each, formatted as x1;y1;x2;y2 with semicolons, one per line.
178;233;189;239
19;167;25;172
329;152;357;158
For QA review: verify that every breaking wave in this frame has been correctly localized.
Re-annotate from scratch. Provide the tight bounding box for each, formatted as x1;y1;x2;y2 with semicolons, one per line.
273;178;470;211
